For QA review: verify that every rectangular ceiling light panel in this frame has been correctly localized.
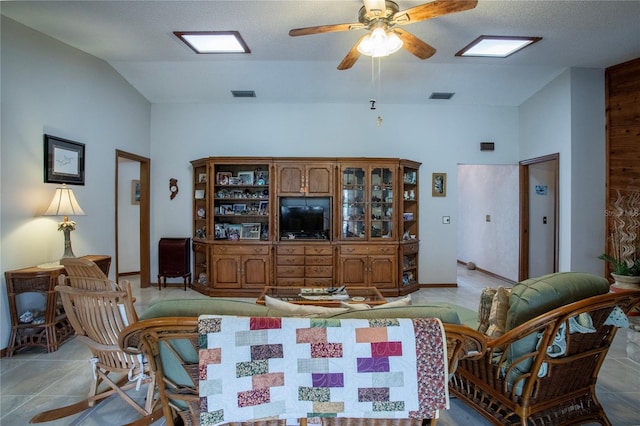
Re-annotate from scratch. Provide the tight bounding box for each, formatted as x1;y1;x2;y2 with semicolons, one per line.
174;31;250;54
456;35;541;58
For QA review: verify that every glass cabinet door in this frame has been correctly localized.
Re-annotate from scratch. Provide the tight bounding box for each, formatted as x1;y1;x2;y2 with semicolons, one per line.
370;167;394;239
341;167;366;239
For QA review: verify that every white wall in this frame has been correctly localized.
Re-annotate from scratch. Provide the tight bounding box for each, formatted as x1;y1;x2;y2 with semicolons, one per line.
0;17;151;349
519;68;605;274
149;103;520;284
457;165;519;281
568;68;606;274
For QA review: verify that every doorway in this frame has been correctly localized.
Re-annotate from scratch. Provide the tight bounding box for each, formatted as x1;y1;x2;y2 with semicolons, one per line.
115;150;151;287
519;154;559;280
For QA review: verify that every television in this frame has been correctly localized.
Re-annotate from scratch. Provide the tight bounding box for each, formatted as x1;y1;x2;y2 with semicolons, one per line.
280;205;327;239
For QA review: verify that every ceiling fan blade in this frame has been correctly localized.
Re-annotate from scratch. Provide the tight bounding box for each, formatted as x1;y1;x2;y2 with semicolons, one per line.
289;22;364;37
393;28;436;60
337;35;367;70
392;0;478;25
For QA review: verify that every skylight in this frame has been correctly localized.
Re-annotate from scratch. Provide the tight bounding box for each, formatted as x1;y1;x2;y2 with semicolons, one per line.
174;31;250;54
456;36;541;58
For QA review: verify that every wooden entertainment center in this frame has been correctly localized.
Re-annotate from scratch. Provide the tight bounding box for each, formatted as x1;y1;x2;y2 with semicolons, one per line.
190;157;420;297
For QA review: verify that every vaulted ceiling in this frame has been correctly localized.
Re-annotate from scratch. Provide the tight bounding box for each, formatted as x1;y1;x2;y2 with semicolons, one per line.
3;1;639;106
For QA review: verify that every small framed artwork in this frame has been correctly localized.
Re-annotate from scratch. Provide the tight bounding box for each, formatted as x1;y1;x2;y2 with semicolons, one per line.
216;172;232;185
241;223;261;239
232;204;247;214
214;223;227;239
44;134;85;185
219;204;233;215
432;173;447;197
131;180;141;204
258;200;269;215
198;173;207;183
256;171;268;185
226;224;242;240
238;171;255;185
194;189;205;199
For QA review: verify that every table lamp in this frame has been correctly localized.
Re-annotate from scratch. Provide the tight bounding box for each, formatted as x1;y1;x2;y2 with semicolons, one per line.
43;184;86;258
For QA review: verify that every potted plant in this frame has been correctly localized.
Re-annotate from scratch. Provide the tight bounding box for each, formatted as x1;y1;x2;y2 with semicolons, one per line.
600;187;640;289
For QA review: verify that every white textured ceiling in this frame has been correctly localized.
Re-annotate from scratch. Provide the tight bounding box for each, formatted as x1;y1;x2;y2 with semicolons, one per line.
2;1;639;106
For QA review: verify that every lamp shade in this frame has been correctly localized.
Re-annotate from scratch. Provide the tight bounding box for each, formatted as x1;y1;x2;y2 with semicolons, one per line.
44;184;86;217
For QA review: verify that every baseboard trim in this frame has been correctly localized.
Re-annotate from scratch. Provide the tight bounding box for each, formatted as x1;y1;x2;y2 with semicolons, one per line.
457;260;516;285
419;283;458;288
119;271;140;277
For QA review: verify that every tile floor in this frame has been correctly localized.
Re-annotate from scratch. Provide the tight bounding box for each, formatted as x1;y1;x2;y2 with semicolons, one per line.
1;266;639;425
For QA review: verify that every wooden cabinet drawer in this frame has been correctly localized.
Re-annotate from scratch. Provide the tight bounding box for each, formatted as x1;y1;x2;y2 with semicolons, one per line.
276;266;304;277
305;265;332;277
305;256;333;266
305;246;332;256
402;243;419;255
276;245;305;255
278;278;303;286
214;245;269;255
277;255;304;266
304;278;333;287
340;245;397;255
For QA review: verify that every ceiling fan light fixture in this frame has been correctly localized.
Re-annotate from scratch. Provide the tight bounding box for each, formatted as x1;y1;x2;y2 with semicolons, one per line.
357;28;403;57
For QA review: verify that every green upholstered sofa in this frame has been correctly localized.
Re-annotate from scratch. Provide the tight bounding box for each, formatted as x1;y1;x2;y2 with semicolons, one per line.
139;297;474;324
125;297;484;426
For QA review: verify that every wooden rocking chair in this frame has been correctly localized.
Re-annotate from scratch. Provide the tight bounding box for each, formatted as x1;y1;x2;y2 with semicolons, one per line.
30;286;161;425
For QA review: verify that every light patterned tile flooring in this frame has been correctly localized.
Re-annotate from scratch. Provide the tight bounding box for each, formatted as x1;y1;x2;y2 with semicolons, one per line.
1;266;638;425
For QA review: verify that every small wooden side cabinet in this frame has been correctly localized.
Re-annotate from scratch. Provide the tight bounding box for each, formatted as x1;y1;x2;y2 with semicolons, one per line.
4;254;111;356
158;237;191;290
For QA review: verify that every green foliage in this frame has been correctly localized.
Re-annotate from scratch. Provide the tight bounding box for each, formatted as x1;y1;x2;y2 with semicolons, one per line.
599;254;640;276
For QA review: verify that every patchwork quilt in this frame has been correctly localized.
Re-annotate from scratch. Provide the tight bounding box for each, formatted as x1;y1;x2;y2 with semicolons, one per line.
198;315;449;425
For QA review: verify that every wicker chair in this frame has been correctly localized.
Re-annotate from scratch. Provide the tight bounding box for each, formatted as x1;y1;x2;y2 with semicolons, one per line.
119;317;485;426
31;286;160;425
450;290;640;426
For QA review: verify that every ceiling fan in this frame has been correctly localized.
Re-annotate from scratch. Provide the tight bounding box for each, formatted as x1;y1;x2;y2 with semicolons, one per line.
289;0;478;70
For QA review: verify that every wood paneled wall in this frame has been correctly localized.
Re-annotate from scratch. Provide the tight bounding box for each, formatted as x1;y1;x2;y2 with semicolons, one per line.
604;57;640;269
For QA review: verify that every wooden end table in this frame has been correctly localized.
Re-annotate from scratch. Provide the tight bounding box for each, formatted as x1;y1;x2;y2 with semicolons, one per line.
4;254;111;356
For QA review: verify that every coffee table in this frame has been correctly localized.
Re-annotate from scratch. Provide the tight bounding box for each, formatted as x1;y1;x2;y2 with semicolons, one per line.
257;286;386;307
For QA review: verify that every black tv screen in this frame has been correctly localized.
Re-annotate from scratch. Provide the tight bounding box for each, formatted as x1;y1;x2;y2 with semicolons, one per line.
280;205;325;237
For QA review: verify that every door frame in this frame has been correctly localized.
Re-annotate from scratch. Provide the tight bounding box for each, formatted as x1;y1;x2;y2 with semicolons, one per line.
519;153;559;281
115;150;151;287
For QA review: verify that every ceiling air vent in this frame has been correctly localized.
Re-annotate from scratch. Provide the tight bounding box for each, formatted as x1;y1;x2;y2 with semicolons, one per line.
231;90;256;98
429;92;455;100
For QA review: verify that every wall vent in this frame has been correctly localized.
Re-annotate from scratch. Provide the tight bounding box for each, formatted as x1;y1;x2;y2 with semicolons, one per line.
480;142;495;151
429;92;455;100
231;90;256;98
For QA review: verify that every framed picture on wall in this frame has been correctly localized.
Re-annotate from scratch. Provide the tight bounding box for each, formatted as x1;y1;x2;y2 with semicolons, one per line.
131;180;141;205
44;134;85;185
432;173;446;197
